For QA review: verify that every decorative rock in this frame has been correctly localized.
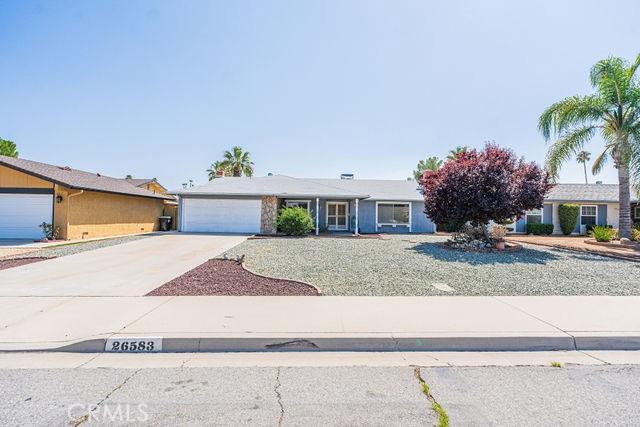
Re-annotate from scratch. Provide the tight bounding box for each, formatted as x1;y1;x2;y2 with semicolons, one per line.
260;196;278;235
619;238;633;246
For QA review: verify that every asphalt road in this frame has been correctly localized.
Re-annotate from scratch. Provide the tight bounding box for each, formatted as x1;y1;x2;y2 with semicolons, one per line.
2;365;639;426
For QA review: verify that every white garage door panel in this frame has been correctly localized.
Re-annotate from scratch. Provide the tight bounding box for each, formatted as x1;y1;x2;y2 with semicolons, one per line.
183;198;261;233
0;193;53;239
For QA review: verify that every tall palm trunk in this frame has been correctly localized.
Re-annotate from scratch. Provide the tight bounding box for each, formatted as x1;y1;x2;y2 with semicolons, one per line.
617;162;632;239
582;163;588;184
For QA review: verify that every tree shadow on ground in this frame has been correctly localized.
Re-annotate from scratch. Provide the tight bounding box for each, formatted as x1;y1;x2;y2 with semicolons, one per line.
407;241;565;266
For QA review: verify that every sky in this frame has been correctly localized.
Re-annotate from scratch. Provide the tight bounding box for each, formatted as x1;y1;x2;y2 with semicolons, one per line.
1;1;639;190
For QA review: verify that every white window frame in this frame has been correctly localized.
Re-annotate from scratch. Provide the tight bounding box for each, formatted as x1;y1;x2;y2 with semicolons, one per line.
325;201;349;231
285;199;311;211
375;201;412;232
525;207;544;225
635;205;640;219
580;205;598;226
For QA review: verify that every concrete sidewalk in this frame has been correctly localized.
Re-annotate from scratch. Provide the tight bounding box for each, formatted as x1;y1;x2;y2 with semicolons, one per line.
0;296;639;352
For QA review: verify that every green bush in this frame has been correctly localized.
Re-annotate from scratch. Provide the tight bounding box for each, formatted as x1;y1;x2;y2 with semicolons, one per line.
558;204;579;235
589;225;616;242
586;224;611;234
276;207;314;236
526;223;554;235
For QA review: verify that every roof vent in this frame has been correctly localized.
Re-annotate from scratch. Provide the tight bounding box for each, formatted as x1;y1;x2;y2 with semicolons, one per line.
59;166;72;172
340;173;354;180
96;173;101;177
595;181;603;185
267;172;273;176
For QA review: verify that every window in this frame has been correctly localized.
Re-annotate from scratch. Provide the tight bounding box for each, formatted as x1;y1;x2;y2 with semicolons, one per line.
635;206;640;219
580;205;597;225
377;203;410;226
285;200;311;211
525;208;543;225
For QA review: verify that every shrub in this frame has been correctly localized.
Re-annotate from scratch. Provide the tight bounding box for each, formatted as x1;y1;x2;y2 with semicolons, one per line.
558;204;579;235
526;223;554;235
276;207;314;236
38;222;61;240
586;224;612;234
422;143;553;243
589;225;616;242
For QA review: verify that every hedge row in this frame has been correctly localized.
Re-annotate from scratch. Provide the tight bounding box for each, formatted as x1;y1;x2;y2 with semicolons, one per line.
526;223;554;235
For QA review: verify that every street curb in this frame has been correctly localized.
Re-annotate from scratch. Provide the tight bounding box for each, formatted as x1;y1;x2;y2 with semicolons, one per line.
4;334;639;353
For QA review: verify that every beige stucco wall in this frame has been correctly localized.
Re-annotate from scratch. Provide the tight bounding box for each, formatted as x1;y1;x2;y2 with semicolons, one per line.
54;186;165;240
0;165;53;189
67;191;164;240
142;181;167;195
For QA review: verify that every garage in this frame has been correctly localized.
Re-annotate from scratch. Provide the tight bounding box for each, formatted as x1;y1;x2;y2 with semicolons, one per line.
181;197;262;233
0;192;53;239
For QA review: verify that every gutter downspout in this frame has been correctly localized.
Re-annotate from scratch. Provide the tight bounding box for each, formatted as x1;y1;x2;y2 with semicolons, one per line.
66;190;84;240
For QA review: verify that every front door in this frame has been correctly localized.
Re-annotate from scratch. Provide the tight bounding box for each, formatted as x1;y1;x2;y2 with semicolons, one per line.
326;202;348;231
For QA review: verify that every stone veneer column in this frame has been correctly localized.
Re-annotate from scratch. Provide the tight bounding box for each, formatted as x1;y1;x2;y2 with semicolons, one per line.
260;196;278;235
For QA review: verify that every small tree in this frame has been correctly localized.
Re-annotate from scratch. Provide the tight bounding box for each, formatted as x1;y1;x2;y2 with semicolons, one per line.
276;207;314;236
0;138;18;157
422;144;553;241
558;204;580;235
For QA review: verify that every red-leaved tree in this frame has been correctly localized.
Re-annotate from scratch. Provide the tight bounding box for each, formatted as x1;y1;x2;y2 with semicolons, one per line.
422;144;553;238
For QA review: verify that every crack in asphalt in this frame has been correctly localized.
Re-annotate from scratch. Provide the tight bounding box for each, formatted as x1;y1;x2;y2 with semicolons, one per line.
70;368;142;426
274;367;285;426
414;367;449;427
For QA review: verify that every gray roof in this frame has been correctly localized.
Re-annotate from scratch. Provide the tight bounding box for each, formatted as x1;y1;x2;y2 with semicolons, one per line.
172;175;424;201
0;155;172;200
546;183;638;203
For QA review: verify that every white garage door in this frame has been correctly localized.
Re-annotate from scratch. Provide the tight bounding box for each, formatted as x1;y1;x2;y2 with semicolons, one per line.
0;193;53;239
182;198;262;233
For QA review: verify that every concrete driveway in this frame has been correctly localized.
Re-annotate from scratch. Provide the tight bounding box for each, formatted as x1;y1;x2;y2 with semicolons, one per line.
0;234;247;296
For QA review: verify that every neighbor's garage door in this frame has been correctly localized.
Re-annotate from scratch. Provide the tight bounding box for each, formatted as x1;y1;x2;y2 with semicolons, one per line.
182;198;262;233
0;193;53;239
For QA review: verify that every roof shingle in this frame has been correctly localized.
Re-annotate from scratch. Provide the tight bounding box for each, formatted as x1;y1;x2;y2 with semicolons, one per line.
0;155;172;200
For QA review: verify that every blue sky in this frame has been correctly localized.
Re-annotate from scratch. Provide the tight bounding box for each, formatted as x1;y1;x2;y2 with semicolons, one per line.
1;1;638;189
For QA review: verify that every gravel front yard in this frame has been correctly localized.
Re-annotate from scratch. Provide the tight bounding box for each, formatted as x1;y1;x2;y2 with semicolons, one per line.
228;235;640;296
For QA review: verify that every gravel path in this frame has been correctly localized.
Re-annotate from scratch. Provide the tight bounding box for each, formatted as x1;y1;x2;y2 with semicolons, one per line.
147;259;319;296
0;235;152;260
228;235;640;296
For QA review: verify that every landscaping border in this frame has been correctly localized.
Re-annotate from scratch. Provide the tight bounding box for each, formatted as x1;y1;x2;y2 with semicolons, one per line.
241;262;323;295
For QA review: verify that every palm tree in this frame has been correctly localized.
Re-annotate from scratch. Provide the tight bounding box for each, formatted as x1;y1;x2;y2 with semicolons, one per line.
446;146;467;161
413;156;443;180
221;146;254;177
206;160;231;181
0;138;18;158
539;54;640;239
576;151;591;184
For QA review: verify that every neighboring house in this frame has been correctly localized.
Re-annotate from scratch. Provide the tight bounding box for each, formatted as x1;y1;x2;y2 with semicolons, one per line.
172;174;434;235
0;155;173;240
516;183;639;234
124;178;169;195
124;177;179;229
